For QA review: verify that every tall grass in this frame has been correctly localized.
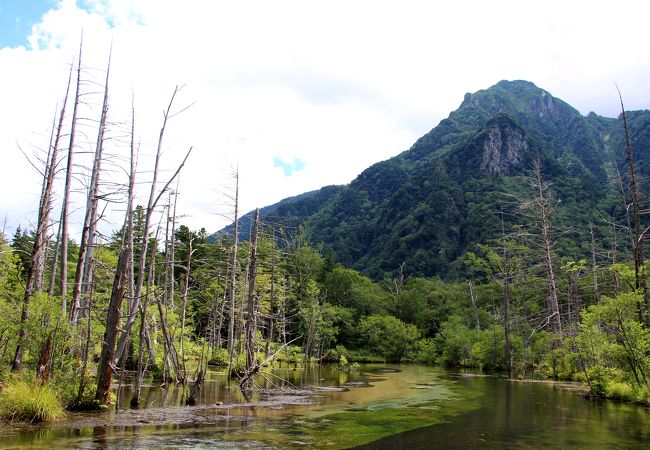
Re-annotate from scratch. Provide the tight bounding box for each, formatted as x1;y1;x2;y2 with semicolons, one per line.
0;379;64;422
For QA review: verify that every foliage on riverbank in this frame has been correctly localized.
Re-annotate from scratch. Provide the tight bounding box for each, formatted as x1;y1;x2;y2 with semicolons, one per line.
0;378;64;423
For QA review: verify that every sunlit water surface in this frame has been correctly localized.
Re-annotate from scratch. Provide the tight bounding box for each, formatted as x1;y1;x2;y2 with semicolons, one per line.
1;364;648;449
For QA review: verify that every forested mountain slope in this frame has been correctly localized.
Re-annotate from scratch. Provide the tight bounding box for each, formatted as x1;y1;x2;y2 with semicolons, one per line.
225;80;650;279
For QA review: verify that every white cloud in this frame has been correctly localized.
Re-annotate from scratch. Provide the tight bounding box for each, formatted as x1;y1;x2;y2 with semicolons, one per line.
2;0;650;238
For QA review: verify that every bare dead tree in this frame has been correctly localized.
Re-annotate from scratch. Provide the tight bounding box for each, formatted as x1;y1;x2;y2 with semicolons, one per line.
244;209;260;379
618;87;648;326
169;186;178;307
132;227;159;406
589;223;601;303
180;234;195;379
114;86;193;364
236;239;251;359
266;229;277;356
76;259;95;402
500;213;512;375
162;188;178;308
227;169;240;376
71;46;112;323
47;219;62;297
95;95;137;405
10;59;75;372
95;227;130;404
34;108;59;291
60;36;84;316
468;280;481;331
531;160;562;333
392;262;406;296
238;337;300;389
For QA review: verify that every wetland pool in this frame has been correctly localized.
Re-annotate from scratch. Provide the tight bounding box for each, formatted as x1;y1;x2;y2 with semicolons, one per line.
1;364;648;449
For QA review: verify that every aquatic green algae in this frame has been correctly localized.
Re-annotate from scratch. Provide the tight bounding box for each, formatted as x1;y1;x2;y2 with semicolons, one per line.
219;367;483;449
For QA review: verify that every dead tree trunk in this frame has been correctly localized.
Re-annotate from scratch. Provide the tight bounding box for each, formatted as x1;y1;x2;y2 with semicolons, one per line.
95;97;136;405
236;252;250;358
502;254;512;375
238;337;299;389
10;62;73;371
95;232;130;404
114;86;192;364
180;236;195;379
76;263;94;402
532;160;561;333
36;334;52;383
618;88;648;326
589;223;601;303
132;234;157;407
227;170;240;375
245;209;260;375
169;187;178;306
266;231;277;356
468;280;480;331
156;292;182;381
71;49;111;323
34;103;63;291
60;36;83;316
47;219;62;297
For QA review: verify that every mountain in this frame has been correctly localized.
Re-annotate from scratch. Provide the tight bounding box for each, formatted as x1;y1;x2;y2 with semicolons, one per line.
215;185;344;241
219;80;650;279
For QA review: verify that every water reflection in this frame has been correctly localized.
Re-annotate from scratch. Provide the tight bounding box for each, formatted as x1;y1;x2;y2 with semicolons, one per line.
1;365;649;449
358;374;650;449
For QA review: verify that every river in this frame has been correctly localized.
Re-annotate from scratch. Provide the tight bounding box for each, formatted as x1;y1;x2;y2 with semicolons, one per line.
1;364;648;448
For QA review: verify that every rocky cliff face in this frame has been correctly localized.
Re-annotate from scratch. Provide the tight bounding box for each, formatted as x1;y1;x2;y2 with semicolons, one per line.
480;118;529;176
524;91;561;119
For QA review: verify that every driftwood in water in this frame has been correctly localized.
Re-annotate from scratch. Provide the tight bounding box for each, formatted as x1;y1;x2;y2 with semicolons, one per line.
186;370;205;405
238;337;299;390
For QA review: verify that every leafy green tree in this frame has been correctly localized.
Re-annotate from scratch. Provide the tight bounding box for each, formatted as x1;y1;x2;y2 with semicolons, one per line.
11;227;32;280
579;293;650;390
434;314;479;367
358;315;419;362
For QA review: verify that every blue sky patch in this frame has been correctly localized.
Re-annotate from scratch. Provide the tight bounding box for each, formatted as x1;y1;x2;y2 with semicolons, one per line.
0;0;57;47
273;156;306;177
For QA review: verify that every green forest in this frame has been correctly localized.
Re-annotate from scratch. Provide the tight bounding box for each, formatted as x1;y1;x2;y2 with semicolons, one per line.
1;54;650;426
3;168;650;420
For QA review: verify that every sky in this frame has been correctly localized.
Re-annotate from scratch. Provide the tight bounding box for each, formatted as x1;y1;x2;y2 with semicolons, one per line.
1;0;650;240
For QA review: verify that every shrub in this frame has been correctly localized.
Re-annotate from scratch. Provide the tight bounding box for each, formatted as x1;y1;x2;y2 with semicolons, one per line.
358;314;420;363
208;348;230;366
0;379;64;422
606;381;636;402
275;345;304;363
61;375;106;412
338;348;384;363
414;338;437;364
584;366;605;397
635;387;650;406
149;361;164;380
434;315;479;367
472;326;505;370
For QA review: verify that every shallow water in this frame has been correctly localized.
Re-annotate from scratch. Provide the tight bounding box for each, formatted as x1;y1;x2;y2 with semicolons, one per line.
358;374;650;449
1;364;648;449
